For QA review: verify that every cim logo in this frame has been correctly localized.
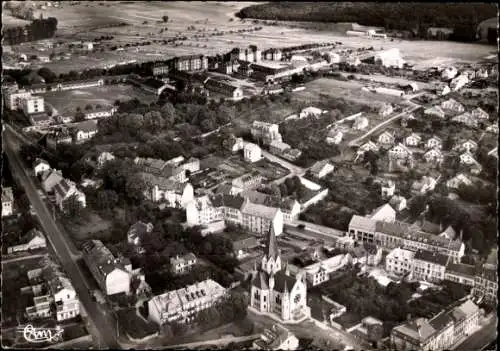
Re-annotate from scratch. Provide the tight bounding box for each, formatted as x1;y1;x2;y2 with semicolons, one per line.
19;324;64;343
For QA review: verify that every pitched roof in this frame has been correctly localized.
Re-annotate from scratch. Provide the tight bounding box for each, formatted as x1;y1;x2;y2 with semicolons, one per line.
414;249;448;266
394;318;436;342
53;179;75;198
71;120;98;133
429;312;453;331
349;215;377;233
33;158;49;169
211;194;245;209
310;160;333;174
2;187;14;202
241;201;279;220
445;263;476;278
143;78;167;89
252;271;269;290
274;270;297;293
140;172;187;193
264;225;279;261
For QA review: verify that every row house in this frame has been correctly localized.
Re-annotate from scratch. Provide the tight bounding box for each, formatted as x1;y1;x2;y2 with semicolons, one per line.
148;279;227;325
172;55;208;72
412;250;448;282
58;78;104;91
185;196;224;227
472;264;497;304
440;98;465;114
242;190;301;222
241;200;284;236
385;248;415;276
444;263;476;287
348;216;465;262
82;239;132;295
451;112;478;128
262;48;283;61
391;299;479;351
170;253;198;275
84;106;117;120
251;120;283;145
140;172;194;208
230;45;261;63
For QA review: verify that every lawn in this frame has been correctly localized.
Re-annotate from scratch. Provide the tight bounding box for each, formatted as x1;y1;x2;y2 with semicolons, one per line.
41;84;156;116
63;212;112;242
117;308;159;341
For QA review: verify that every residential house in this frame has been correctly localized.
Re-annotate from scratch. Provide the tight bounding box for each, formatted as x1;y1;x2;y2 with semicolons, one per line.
40;169;64;193
186;196;224;227
223;135;244;152
297;253;351;286
299;106;323;119
2;187;14;217
180;157;200;174
352;116;369;130
412;250;448;282
357;141;379;156
134;156;186;183
7;229;47;254
3;90;32;110
451;112;478;128
450;75;469;91
269;140;291;155
96;151;115;168
140;172;194;207
84;106;117;120
487;147;497;159
325;129;343;145
70;120;98;143
253;324;299;350
369;203;396;222
150;63;170;76
244;143;262;163
282;149;302;162
33;158;51;177
472;264;497;304
440;99;465;114
350;243;383;266
82;240;132;295
379;103;393;117
378;131;396;146
423;148;444;164
424;106;446;119
46;130;73;150
449;300;480;341
53;179;87;211
170;253;198;275
127;221;153;253
251;121;283;145
444;263;475;287
446;173;472;190
454;139;478;153
380;180;396;198
470;107;489;121
385;248;415;276
459;151;478;165
231;173;266;193
148;279;226;325
425;136;442;150
262;48;282;61
441;66;458;80
309;160;334;179
405;133;422;147
485;124;498;134
204;78;244;100
389;143;413;160
411;175;440;195
389;195;407;212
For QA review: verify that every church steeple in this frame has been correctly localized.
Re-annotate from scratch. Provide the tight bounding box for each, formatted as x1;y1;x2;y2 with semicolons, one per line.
261;225;281;275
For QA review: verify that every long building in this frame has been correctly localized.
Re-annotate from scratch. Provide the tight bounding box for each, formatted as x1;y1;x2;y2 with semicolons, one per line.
348;216;465;262
148;279;227;325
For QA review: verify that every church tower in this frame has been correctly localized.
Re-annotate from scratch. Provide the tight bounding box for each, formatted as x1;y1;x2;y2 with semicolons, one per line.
261;225;281;275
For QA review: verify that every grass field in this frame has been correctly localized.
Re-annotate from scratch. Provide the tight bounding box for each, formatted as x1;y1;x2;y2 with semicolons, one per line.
41;84;156;116
4;1;494;73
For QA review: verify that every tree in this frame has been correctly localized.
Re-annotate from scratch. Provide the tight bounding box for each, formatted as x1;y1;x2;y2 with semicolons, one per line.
162;15;169;22
85;104;93;111
37;67;57;83
75;110;85;122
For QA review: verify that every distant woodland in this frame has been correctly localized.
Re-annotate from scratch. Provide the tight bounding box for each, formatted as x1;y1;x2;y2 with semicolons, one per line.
236;2;497;42
2;18;58;45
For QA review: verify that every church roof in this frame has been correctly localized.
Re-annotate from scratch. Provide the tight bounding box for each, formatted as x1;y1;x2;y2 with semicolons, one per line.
264;225;279;261
252;271;269;290
274;271;297;293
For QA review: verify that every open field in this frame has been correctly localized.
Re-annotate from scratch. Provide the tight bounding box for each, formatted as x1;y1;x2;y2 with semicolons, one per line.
4;1;495;74
41;84;156;116
1;13;31;28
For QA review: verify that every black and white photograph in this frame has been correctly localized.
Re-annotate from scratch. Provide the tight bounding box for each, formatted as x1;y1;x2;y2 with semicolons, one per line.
1;1;498;350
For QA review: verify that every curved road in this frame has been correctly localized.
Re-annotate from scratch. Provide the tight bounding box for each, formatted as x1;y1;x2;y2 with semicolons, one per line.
4;128;121;349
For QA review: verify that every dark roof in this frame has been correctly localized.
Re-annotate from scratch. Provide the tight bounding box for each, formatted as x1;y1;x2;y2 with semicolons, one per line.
204;78;240;92
274;270;297;293
54;179;73;197
263;225;279;261
30;112;50;122
446;263;476;278
71;120;98;133
429;312;453;331
211;194;245;210
252;271;269;290
414;250;448;266
143;78;166;90
476;265;497;282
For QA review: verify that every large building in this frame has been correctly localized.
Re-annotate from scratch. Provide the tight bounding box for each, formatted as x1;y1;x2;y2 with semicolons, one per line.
172;54;208;72
140;172;194;207
251;121;283;145
391;299;480;351
249;226;310;322
472;264;497;304
230;45;261;63
148;279;226;325
21;95;45;115
82;240;132;296
2;187;14;217
348;216;465;262
53;178;87;212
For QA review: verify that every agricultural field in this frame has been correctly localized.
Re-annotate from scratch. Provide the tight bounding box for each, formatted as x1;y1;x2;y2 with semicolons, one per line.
4;1;495;74
40;84;157;116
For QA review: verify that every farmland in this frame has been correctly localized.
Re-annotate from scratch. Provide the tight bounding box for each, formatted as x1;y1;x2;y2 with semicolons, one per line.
3;1;496;74
41;84;157;116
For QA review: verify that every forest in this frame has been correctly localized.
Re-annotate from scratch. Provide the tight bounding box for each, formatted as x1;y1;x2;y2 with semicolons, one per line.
3;17;58;45
236;3;496;42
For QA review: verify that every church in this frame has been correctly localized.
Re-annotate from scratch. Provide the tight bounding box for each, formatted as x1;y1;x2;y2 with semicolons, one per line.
249;226;310;322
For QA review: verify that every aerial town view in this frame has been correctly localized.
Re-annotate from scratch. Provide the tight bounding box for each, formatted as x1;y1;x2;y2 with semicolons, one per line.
1;1;498;350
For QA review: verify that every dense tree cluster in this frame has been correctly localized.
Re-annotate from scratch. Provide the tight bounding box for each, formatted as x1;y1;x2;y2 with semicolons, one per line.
236;3;496;42
3;17;58;45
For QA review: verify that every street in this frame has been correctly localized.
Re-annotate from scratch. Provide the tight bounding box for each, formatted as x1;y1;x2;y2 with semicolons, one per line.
4;128;120;349
454;315;497;351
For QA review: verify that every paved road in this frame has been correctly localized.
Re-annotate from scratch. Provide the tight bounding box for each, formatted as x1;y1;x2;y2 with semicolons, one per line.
4;129;121;349
156;334;261;350
454;315;497;351
348;103;421;147
1;253;48;264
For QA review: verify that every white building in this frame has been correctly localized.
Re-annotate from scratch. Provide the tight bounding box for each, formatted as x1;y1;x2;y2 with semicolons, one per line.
411;175;439;195
379;103;393;117
378;131;396;146
309;160;334;179
389;195;407;212
244;143;262;163
424;106;446;119
186;196;224;227
374;48;405;68
53;179;87;212
251;121;283;145
33;158;51;177
380;180;396;198
253;324;299;350
22;96;45;115
441;99;465;114
241;200;284;236
127;221;153;251
446;174;472;190
385;248;415;276
454;139;477;153
450;75;469;91
353;116;369;130
4;90;32;110
148;279;227;325
412;250;448;283
82;240;132;296
470;107;489;121
441;66;458;80
325;129;343;145
425;136;443;150
459;151;477;165
7;228;47;254
84;106;117;120
140;172;194;207
2;187;14;217
424;148;444;164
368;203;396;222
40;169;64;193
170;253;198;275
389;143;413;160
299;106;323;119
70;120;99;142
